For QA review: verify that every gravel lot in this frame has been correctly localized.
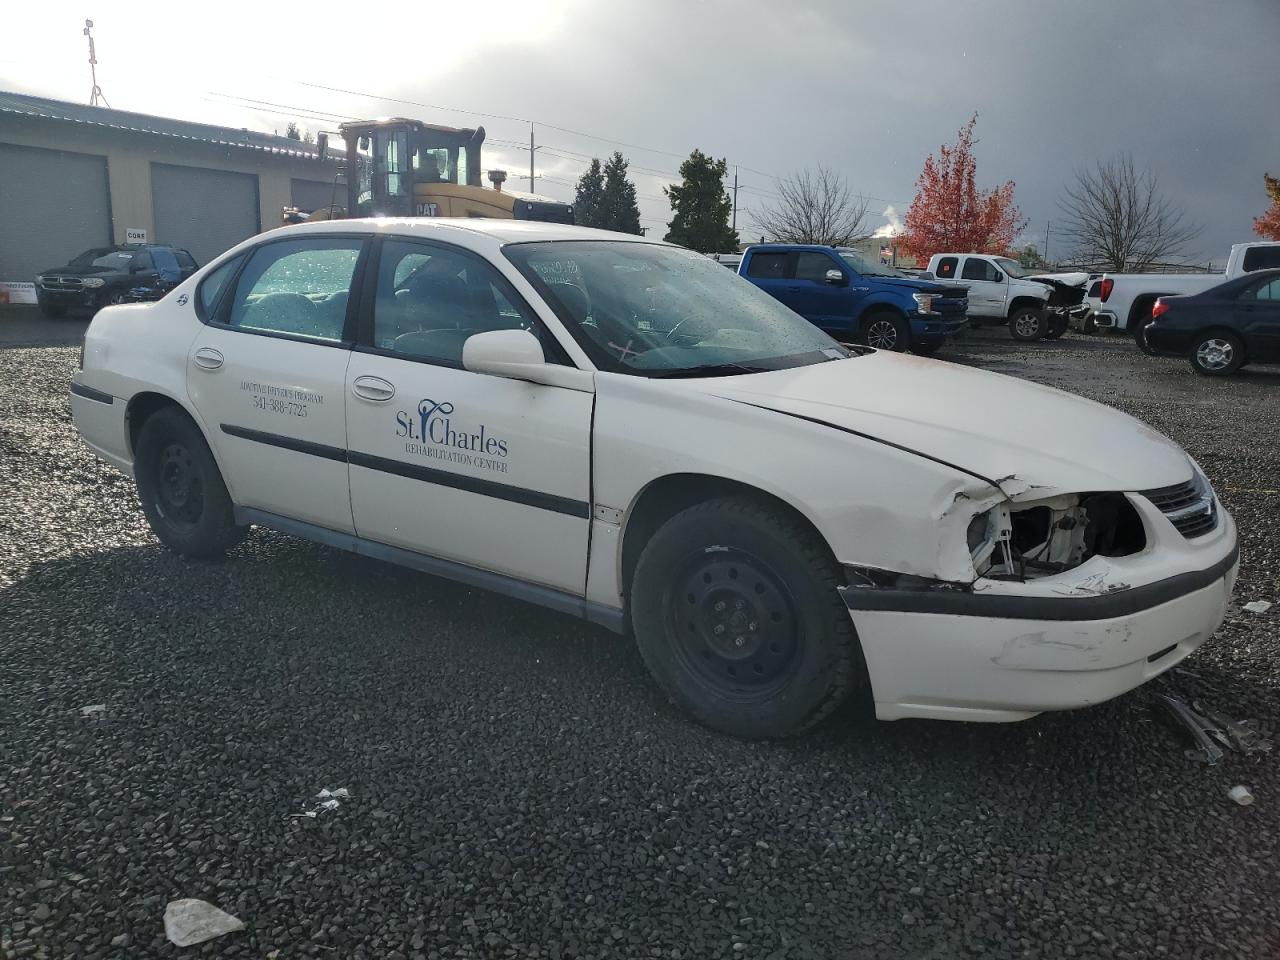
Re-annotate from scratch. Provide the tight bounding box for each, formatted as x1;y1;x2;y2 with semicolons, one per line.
2;326;1278;959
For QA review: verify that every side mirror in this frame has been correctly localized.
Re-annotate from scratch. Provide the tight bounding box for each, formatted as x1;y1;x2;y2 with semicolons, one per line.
461;329;592;391
824;269;846;286
992;271;1004;282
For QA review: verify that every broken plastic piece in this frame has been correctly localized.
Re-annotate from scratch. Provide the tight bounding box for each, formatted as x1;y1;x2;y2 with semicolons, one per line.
1195;702;1274;755
1159;694;1224;764
1228;785;1255;806
318;799;341;811
316;787;350;799
80;704;106;717
163;899;245;947
1243;600;1273;614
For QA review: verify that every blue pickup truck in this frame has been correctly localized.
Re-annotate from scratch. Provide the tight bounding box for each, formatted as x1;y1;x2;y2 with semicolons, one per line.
738;244;968;354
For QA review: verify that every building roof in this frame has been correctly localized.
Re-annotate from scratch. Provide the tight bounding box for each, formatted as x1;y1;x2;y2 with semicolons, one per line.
0;89;332;161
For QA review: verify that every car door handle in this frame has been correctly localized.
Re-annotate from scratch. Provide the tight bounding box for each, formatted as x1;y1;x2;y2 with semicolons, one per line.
352;375;396;401
193;347;223;370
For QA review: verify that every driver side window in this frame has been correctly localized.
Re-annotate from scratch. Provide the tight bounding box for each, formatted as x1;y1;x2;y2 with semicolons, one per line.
373;239;548;366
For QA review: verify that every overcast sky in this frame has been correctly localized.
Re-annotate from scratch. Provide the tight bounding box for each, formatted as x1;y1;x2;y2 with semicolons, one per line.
5;0;1278;263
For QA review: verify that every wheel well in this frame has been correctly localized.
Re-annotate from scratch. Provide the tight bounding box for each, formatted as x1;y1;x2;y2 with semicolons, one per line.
1127;295;1163;329
1007;297;1044;316
125;392;183;456
1190;325;1243;346
858;305;903;327
618;474;840;604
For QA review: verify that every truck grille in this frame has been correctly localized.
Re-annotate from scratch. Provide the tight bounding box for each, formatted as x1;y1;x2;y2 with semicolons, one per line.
1141;476;1218;539
41;276;84;290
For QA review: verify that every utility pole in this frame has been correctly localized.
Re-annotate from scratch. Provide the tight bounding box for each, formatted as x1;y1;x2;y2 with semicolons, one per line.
1044;219;1051;265
731;165;739;233
84;19;109;107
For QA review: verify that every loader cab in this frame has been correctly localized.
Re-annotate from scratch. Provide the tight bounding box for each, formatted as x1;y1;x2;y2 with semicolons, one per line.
342;118;486;219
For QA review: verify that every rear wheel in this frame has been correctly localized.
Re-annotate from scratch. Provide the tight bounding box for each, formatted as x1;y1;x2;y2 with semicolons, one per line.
861;312;911;352
1008;305;1045;341
630;497;864;738
1188;331;1245;377
134;406;246;558
1043;313;1068;339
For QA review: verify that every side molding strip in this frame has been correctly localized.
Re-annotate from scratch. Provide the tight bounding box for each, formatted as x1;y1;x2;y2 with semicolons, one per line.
70;382;115;405
234;506;626;634
219;423;589;518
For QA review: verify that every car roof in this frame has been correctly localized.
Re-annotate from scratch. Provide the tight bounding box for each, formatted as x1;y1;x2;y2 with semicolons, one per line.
271;217;659;246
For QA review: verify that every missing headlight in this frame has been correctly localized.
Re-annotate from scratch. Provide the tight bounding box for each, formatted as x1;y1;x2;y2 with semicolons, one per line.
973;492;1145;580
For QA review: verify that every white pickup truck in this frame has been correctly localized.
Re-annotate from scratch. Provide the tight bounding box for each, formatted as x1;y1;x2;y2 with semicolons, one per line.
926;253;1089;341
1094;241;1280;335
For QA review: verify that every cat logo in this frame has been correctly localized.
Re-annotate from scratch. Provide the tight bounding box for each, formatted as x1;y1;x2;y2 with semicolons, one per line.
415;202;440;217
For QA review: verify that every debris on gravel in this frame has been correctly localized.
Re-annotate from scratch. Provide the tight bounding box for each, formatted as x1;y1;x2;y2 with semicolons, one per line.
2;331;1279;959
163;898;246;947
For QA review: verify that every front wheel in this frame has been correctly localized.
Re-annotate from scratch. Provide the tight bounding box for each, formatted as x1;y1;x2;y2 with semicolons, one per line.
861;312;911;352
1188;331;1245;377
1043;313;1068;339
1008;306;1045;341
134;406;246;558
630;497;865;738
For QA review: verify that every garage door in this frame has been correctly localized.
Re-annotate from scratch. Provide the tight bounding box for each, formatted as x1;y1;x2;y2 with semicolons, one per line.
291;177;344;215
0;143;110;282
151;163;259;266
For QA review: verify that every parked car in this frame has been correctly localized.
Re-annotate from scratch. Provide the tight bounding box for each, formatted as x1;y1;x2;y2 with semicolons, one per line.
1093;241;1280;341
926;253;1088;341
739;244;968;354
71;219;1237;738
1143;269;1280;376
35;244;198;317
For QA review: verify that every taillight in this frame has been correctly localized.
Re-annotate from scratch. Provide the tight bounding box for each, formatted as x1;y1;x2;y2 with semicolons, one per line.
1151;298;1170;320
1100;278;1114;302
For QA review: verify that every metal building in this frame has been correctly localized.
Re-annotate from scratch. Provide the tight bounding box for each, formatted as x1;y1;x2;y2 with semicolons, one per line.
0;90;343;297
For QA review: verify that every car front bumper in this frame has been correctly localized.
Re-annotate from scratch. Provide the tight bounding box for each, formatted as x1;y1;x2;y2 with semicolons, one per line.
840;504;1238;722
38;287;100;308
909;313;968;338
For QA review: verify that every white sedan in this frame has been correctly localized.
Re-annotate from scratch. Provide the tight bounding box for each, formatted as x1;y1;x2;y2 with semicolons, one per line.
71;219;1238;738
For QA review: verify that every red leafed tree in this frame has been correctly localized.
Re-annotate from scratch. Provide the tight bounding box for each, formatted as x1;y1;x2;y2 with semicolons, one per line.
898;115;1024;261
1254;173;1280;240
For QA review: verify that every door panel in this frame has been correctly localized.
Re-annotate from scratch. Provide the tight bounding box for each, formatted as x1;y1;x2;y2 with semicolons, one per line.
345;238;592;594
186;237;363;532
788;251;854;333
959;257;1006;317
1242;277;1280;361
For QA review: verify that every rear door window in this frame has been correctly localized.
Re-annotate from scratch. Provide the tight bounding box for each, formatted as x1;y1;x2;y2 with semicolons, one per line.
1242;247;1280;272
745;252;792;279
934;256;958;279
224;238;363;341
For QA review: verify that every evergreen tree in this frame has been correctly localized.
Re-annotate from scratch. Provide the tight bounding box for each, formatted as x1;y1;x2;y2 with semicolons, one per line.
600;152;642;235
574;159;606;228
664;149;739;253
285;121;302;141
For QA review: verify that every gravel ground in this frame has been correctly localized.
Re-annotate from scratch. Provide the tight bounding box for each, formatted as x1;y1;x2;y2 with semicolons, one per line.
2;328;1278;959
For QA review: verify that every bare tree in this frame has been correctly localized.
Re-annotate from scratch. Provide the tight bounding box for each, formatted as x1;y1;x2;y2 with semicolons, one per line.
1058;154;1199;271
752;166;872;246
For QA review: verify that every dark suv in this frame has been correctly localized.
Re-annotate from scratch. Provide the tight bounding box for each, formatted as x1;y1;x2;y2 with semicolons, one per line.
35;244;199;317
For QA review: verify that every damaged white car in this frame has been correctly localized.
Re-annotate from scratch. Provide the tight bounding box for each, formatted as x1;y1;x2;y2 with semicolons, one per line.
70;219;1238;738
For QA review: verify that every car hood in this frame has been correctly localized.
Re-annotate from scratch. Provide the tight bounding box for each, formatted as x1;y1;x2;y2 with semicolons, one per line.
864;275;968;296
38;265;123;278
697;352;1191;495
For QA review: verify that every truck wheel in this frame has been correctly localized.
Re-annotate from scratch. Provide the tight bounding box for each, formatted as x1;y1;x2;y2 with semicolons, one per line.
861;312;910;352
630;496;864;739
1009;306;1044;341
134;406;246;558
1188;331;1245;377
1043;313;1068;340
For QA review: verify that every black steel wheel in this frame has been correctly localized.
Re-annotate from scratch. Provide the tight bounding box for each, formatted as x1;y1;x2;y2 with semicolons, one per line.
135;406;246;558
631;496;866;738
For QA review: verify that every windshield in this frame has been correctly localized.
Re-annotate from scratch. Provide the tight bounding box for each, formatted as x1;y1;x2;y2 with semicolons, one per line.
70;247;133;269
837;249;913;279
994;257;1031;278
505;241;851;376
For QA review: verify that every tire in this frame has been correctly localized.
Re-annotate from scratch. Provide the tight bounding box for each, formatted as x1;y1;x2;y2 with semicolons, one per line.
1043;313;1068;340
1188;330;1245;377
1082;314;1098;336
94;290;126;315
912;338;943;356
861;311;911;352
134;406;246;558
39;301;67;319
1008;306;1045;341
630;496;865;738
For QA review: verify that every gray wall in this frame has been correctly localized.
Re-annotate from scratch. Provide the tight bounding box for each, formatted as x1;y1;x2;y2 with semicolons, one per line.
0;143;111;279
151;163;260;266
